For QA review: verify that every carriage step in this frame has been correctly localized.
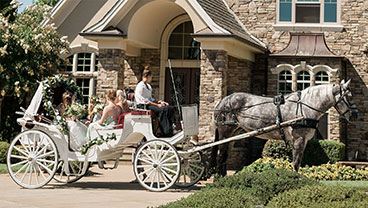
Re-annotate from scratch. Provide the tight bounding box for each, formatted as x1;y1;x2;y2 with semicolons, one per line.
98;158;120;169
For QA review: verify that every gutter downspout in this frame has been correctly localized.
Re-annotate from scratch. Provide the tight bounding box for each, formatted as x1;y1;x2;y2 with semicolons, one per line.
343;59;348;160
264;51;270;95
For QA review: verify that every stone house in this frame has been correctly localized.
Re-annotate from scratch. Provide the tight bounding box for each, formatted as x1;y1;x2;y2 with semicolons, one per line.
48;0;368;168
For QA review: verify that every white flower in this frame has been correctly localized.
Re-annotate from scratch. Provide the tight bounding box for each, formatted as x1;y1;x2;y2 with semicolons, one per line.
14;81;19;85
56;116;61;121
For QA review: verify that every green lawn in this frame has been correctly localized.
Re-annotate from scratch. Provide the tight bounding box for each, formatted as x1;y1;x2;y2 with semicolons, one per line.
320;180;368;191
0;163;7;173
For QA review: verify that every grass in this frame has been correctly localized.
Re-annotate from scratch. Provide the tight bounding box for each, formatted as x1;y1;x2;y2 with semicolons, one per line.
320;180;368;191
0;163;8;173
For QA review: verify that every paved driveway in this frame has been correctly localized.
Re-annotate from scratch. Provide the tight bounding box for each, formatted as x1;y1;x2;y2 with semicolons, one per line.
0;164;201;208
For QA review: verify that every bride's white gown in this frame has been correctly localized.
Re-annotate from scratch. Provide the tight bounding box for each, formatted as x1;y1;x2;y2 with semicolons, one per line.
67;120;88;151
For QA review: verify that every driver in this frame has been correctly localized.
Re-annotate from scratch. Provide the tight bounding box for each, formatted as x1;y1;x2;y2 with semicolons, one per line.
135;66;173;136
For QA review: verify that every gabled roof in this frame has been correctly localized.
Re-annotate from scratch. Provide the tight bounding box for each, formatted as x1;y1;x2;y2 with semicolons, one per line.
194;0;266;50
271;33;342;58
81;0;267;51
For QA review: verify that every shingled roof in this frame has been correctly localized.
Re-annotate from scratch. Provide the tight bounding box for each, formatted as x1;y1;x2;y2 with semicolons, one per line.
195;0;266;50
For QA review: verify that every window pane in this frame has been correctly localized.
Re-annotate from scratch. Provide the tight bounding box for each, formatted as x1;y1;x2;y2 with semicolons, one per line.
95;55;99;71
296;4;320;23
168;21;201;60
65;55;73;72
76;78;90;104
324;1;337;22
77;53;92;72
280;0;292;22
168;47;183;59
184;21;194;34
169;34;183;46
172;23;183;33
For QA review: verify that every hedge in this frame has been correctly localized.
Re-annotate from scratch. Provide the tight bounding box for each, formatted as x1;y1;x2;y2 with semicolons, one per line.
262;139;345;166
0;142;10;163
206;168;315;205
244;157;368;181
159;188;259;208
267;185;368;208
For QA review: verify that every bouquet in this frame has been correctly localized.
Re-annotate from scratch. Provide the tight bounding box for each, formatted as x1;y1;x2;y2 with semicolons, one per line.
64;103;88;120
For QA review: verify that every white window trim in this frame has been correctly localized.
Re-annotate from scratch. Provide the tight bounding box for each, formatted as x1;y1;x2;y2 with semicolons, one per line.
272;63;338;91
277;70;294;94
62;50;99;104
275;0;343;32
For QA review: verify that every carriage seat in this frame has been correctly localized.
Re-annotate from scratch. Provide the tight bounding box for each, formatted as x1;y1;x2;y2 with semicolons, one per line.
115;109;157;129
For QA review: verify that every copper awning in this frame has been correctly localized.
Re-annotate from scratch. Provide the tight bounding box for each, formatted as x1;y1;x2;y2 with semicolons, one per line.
270;33;342;58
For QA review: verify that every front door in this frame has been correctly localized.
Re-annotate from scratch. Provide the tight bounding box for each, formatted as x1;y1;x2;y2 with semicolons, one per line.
165;68;200;106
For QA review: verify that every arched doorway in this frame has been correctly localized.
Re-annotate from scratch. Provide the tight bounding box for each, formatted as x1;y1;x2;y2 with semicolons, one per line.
164;21;201;106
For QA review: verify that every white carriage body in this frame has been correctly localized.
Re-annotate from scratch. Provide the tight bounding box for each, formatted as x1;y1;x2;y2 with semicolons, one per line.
17;83;197;164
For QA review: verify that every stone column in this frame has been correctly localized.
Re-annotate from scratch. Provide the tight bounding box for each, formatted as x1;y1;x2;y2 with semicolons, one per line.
96;49;126;98
198;50;228;140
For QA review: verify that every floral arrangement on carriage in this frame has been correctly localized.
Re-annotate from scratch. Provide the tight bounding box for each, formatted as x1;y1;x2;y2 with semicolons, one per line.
40;75;85;135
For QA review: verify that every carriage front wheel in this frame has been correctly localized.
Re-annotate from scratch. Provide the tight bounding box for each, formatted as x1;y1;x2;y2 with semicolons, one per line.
133;140;181;192
7;130;59;189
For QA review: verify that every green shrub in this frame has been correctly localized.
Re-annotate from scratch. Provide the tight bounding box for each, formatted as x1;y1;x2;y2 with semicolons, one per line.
262;140;345;166
159;188;259;208
0;142;10;163
267;185;368;208
262;140;292;161
207;168;315;205
302;140;345;166
243;157;368;181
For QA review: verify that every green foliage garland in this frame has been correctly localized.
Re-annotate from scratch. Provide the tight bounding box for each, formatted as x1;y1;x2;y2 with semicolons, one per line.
41;75;82;135
80;133;117;155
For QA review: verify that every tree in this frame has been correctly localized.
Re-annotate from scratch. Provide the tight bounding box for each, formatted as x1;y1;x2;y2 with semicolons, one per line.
0;1;69;141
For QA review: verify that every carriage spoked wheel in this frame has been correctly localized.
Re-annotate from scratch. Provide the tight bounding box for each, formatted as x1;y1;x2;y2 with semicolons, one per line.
54;160;89;183
175;151;205;188
133;140;181;192
7;130;58;189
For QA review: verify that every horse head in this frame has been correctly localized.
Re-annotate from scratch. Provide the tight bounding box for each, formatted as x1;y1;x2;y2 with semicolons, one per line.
332;79;358;122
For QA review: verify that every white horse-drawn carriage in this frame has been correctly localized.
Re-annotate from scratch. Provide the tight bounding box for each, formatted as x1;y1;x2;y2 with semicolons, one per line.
6;81;207;191
7;79;305;191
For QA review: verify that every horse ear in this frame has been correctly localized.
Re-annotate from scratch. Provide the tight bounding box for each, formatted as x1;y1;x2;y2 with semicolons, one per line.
343;79;351;89
340;79;345;85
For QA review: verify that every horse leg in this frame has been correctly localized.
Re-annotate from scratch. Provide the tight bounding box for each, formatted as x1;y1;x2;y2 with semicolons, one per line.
292;137;307;172
216;143;229;176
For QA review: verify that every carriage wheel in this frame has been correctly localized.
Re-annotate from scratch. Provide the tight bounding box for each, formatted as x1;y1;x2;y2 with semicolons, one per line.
133;140;180;192
175;151;205;187
54;160;89;183
7;130;58;189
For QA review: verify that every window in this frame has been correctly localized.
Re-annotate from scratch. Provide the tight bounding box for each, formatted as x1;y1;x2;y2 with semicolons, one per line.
77;53;92;72
168;21;200;60
297;70;311;90
61;52;98;104
278;70;293;94
76;78;91;104
315;71;329;85
278;0;338;24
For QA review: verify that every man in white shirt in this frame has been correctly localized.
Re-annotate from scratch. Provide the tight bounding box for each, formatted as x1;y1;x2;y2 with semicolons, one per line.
135;66;173;136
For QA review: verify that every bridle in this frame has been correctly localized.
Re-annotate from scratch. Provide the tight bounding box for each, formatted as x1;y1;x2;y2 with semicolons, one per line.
333;85;358;119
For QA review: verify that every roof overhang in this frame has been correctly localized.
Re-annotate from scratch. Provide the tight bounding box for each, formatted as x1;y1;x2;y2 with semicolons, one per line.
194;35;265;61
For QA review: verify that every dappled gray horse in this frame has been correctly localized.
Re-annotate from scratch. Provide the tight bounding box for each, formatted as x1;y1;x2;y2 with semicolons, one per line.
211;80;358;176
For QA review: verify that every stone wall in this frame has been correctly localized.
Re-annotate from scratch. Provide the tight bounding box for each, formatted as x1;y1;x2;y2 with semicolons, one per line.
125;49;160;99
97;49;125;98
227;55;253;94
199;50;228;140
225;0;368;160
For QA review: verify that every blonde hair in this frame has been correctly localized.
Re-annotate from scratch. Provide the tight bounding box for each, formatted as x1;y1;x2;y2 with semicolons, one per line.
116;89;125;102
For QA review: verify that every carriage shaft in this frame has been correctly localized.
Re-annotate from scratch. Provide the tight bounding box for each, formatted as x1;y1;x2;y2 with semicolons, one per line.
184;117;305;154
